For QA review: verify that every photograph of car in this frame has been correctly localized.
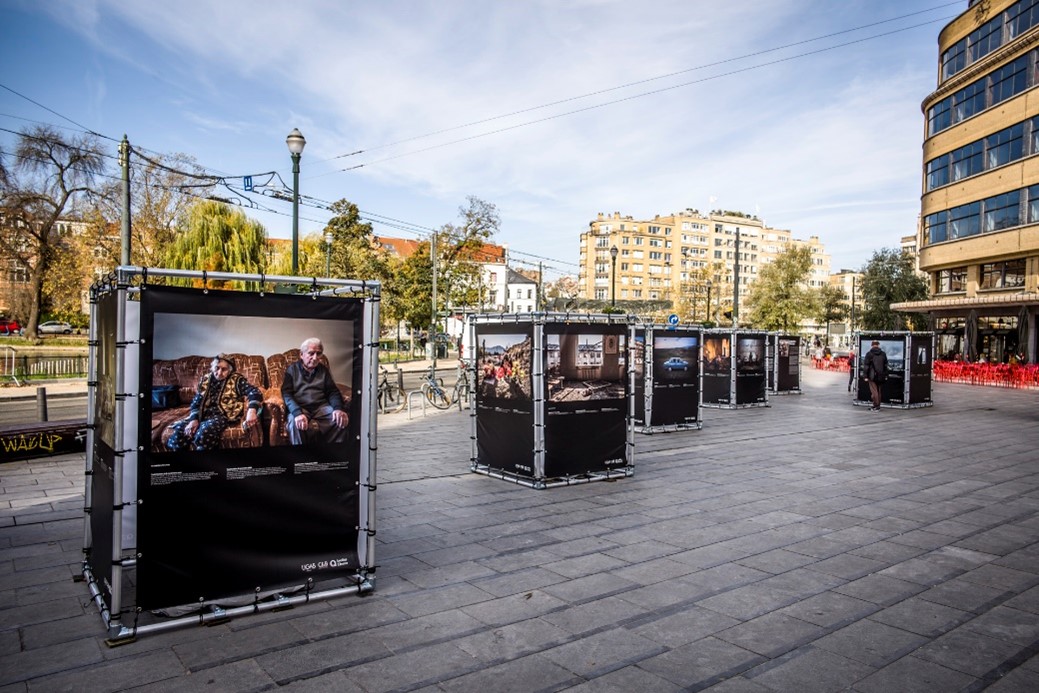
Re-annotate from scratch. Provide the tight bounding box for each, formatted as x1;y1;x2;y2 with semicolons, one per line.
661;357;689;371
38;321;73;334
0;318;22;335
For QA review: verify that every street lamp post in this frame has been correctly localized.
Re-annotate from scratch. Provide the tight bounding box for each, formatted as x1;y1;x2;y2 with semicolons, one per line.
286;128;306;275
705;279;712;324
324;232;333;276
610;245;618;308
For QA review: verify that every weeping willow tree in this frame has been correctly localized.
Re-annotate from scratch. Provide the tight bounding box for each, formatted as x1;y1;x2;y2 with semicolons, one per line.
160;199;268;288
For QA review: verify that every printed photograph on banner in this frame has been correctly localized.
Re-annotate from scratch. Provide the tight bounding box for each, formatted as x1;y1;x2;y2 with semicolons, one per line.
475;332;532;402
652;334;699;384
877;339;906;371
736;337;766;373
860;337;906;373
632;334;646;378
149;313;355;454
545;331;626;402
703;335;731;373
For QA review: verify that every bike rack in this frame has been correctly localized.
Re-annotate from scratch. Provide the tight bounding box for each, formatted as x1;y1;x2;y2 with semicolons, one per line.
406;389;430;419
2;346;21;386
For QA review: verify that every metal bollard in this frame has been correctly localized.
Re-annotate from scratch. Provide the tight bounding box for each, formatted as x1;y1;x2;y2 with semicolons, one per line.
396;366;404;390
36;386;48;422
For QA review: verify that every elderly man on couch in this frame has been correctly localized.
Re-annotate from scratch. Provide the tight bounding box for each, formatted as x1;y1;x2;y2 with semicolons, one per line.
281;337;349;445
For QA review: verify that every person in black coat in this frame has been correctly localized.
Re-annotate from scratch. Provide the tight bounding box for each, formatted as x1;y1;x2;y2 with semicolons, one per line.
863;340;888;411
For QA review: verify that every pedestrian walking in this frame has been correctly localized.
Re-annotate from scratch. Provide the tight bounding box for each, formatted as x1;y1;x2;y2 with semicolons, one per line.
863;340;888;411
847;349;856;392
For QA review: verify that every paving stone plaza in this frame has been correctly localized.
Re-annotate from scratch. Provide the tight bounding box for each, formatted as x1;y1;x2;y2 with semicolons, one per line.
2;368;1038;691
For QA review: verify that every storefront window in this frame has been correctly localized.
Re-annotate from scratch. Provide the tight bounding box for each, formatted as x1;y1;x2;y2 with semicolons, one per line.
980;259;1026;289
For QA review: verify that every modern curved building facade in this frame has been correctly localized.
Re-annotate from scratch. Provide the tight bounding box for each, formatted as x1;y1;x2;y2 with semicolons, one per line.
904;0;1039;363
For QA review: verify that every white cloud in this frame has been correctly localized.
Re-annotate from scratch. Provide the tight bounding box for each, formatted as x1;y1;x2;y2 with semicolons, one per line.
6;0;951;273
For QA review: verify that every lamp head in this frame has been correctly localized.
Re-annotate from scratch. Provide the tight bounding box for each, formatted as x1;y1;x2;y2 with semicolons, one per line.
610;245;618;259
286;128;306;155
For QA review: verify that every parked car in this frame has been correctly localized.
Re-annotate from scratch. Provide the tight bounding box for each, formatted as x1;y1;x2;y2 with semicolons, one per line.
661;356;689;371
38;321;74;334
0;318;22;335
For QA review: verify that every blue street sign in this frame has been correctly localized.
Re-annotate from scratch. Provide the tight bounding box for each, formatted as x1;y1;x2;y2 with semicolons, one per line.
244;175;253;191
667;313;679;326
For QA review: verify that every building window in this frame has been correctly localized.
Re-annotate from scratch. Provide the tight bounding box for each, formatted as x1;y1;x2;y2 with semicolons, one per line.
927;154;950;190
940;1;1039;81
949;140;982;182
968;14;1004;63
983;190;1021;231
936;267;966;293
953;80;987;125
949;201;982;240
1008;0;1039;40
927;50;1038;136
928;97;952;135
941;38;967;81
987;122;1024;168
927;182;1039;246
980;259;1026;289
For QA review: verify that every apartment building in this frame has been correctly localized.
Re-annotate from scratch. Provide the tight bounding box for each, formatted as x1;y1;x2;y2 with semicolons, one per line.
578;210;830;323
897;0;1039;363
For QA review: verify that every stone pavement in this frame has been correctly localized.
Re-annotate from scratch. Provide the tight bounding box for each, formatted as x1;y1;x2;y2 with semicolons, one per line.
1;369;1038;691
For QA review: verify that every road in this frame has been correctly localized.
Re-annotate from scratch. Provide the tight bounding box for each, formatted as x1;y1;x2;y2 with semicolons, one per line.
0;395;88;427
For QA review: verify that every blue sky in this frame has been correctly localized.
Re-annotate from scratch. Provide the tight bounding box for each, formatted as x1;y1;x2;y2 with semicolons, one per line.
1;0;963;280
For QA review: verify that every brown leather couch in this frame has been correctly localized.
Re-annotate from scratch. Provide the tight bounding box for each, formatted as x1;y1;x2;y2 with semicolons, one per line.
149;353;267;452
149;350;350;451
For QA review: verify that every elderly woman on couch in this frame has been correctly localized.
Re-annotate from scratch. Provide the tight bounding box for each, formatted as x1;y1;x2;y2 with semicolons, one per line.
166;353;262;451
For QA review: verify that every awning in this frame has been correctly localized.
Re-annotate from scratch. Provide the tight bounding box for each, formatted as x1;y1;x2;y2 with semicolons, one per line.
891;292;1039;312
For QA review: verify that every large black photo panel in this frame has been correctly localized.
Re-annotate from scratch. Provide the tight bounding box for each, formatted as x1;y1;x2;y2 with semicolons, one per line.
702;333;732;404
735;333;768;405
650;331;700;426
543;324;627;478
136;285;365;610
474;325;535;478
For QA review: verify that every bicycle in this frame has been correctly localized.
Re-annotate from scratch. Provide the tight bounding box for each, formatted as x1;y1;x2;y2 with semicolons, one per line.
420;365;451;409
377;366;406;413
449;362;472;406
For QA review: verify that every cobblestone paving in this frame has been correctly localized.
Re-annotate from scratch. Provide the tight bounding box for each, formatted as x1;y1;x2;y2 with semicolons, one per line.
1;369;1037;691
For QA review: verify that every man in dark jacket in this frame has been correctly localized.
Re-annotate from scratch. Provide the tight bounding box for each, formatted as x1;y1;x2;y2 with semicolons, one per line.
863;340;888;411
281;338;349;444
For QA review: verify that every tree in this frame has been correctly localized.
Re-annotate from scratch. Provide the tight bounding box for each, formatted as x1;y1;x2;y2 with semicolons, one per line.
130;152;214;268
0;126;108;338
394;243;435;332
319;199;388;281
743;246;817;332
160;199;268;288
859;248;929;330
436;196;500;312
814;284;849;344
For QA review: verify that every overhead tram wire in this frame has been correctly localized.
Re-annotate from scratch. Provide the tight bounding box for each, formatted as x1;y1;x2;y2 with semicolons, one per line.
0;82;114;142
1;100;578;277
314;3;960;169
332;16;953;173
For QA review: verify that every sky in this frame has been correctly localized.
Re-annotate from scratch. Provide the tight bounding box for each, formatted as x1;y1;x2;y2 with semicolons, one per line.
0;0;965;281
